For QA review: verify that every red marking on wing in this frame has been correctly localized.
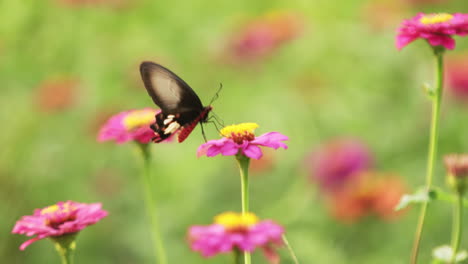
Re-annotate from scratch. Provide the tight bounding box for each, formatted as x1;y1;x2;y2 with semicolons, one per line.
178;107;212;143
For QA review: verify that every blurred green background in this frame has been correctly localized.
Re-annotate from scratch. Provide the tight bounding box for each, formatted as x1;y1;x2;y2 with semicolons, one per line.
2;0;468;263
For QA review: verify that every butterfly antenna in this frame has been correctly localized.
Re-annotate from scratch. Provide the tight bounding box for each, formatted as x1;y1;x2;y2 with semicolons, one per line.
209;83;223;106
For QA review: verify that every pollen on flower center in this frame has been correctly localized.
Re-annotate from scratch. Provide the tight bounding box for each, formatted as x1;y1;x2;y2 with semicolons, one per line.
41;205;59;215
214;212;259;231
123;110;155;131
220;123;259;143
420;13;454;25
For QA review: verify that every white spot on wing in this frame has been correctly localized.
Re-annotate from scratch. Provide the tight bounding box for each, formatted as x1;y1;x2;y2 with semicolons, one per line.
164;122;180;134
163;116;174;125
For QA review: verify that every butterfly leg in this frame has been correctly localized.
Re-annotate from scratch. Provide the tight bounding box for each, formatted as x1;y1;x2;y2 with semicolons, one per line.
200;122;208;142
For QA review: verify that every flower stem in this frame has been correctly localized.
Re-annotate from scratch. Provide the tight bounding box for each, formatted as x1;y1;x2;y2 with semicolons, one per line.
236;154;251;264
51;233;77;264
137;144;168;264
410;49;444;264
282;235;300;264
234;249;243;264
450;194;463;264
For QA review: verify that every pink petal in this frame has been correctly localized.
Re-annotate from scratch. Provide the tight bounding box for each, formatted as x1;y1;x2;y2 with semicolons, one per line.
395;35;418;50
19;237;42;250
427;35;455;50
252;132;289;150
197;138;239;158
242;144;263;160
262;245;280;264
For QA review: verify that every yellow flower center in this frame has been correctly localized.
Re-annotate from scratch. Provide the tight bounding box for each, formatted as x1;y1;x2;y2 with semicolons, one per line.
214;212;259;231
40;202;75;215
41;205;60;215
123;110;155;131
420;13;454;25
220;123;259;144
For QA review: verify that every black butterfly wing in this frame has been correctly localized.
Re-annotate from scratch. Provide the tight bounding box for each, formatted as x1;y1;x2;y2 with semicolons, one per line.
139;61;204;114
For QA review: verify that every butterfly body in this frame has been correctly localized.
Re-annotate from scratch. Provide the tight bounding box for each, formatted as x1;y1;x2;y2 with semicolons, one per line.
140;61;212;143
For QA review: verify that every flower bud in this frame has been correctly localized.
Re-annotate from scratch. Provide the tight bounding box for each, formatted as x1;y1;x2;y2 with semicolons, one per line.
444;154;468;195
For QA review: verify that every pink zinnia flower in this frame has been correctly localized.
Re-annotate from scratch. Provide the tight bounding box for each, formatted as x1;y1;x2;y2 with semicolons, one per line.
307;138;372;192
396;13;468;50
12;201;108;250
188;212;284;263
227;11;303;63
97;108;160;144
197;123;288;160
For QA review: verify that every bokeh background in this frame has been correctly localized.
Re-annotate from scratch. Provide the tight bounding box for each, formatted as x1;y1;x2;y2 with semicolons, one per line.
2;0;468;263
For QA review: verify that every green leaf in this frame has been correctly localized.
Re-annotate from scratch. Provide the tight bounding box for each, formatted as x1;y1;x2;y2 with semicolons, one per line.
395;189;431;211
395;187;468;211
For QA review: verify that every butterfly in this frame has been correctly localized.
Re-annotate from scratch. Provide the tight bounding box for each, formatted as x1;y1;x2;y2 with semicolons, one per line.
139;61;213;143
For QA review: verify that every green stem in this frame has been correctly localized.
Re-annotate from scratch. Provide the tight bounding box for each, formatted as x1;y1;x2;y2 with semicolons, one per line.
233;249;243;264
450;194;463;264
51;233;77;264
235;154;251;264
55;245;74;264
410;49;444;264
282;235;300;264
137;144;168;264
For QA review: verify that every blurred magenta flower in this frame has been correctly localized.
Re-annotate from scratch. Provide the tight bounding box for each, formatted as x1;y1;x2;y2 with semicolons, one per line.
97;108;160;144
227;11;303;63
446;54;468;100
396;13;468;50
328;172;407;223
188;212;284;263
197;123;288;160
12;201;108;250
307;138;372;192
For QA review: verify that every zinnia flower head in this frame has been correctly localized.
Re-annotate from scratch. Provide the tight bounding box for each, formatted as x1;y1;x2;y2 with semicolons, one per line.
197;123;288;160
307;138;372;192
396;13;468;50
328;172;406;223
97;108;161;144
12;201;108;250
188;212;284;262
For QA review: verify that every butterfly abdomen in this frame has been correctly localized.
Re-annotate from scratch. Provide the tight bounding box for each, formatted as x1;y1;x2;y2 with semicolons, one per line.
178;106;212;143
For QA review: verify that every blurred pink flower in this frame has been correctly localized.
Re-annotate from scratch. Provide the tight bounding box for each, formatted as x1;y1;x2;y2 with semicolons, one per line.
12;201;107;250
35;77;79;112
227;11;303;63
361;0;405;31
57;0;131;8
97;108;160;144
446;54;468;100
396;13;468;50
402;0;450;5
328;172;407;223
307;138;372;192
197;123;288;160
188;212;283;263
